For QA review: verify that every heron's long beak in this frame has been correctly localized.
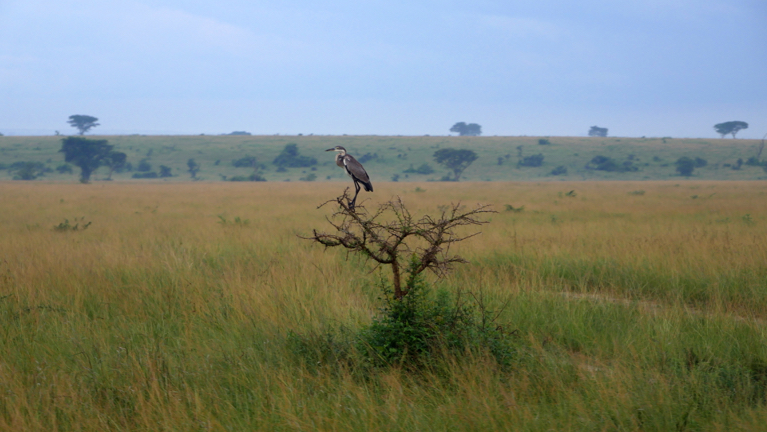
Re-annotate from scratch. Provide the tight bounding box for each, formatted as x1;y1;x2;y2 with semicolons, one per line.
325;148;336;152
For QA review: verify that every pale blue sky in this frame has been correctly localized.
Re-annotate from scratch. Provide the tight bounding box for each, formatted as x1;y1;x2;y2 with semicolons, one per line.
1;0;765;137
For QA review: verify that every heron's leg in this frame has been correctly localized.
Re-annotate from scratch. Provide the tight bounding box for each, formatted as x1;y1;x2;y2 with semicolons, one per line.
350;181;361;209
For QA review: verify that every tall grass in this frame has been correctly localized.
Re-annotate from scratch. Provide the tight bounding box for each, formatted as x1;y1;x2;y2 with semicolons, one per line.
0;181;766;430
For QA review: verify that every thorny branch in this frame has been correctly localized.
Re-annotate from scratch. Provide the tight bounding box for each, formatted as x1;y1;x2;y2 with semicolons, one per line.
300;189;495;299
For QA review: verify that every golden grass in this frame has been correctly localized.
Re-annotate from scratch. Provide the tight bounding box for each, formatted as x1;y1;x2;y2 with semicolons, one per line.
1;180;766;430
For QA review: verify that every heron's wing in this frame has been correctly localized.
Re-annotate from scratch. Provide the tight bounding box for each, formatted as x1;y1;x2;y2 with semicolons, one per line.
343;155;373;191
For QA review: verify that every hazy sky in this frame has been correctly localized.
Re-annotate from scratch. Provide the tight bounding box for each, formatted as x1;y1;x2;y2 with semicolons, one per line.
1;0;765;137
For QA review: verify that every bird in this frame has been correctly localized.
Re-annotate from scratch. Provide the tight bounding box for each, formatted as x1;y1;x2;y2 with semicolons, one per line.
326;145;373;209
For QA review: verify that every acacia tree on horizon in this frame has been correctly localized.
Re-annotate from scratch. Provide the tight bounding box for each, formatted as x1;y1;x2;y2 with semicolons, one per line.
714;121;748;138
588;126;608;137
67;115;100;135
450;122;482;136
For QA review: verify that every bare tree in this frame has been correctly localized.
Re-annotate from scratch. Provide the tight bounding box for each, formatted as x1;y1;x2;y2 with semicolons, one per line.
302;190;494;299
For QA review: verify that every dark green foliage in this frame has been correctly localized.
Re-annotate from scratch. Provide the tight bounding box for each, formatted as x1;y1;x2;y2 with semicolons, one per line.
288;260;517;373
359;263;515;370
229;173;266;181
694;157;708;167
59;136;113;183
232;156;257;168
588;126;608;137
12;162;45;180
187;158;200;179
67;114;99;135
103;151;127;180
228;131;251;135
538;138;551;145
550;165;567;176
586;155;638;173
586;155;619;171
272;143;317;168
8;161;49;180
403;163;434;175
136;158;152;172
159;165;172;178
714;121;748;138
132;172;158;179
450;122;482;136
433;148;478;181
675;157;695;176
56;163;73;174
518;153;544;167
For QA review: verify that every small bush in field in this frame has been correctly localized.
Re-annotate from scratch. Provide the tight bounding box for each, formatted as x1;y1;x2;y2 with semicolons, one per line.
287;259;518;372
518;153;544;167
53;217;91;232
132;171;158;179
404;163;434;175
229;173;266;182
550;165;567;176
676;157;695;176
358;259;516;369
292;192;516;371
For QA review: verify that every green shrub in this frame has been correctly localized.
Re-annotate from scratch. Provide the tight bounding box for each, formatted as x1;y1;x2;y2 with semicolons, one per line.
586;155;638;173
518;153;544;167
56;163;73;174
136;158;152;172
272;144;316;168
404;163;434;174
232;156;259;168
229;173;266;182
550;165;567;176
288;259;518;373
132;172;158;179
676;157;695;176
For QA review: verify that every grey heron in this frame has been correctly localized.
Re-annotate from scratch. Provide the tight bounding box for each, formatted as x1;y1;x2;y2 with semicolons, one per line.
326;146;373;209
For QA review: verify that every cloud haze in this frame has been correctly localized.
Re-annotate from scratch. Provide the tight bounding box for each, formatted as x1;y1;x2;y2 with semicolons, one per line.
1;0;765;137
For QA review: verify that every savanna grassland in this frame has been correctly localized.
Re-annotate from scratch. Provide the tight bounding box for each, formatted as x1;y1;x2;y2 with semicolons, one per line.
1;134;766;182
1;180;767;431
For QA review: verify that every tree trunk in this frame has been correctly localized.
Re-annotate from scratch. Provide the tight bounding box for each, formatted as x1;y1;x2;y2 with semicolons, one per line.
391;259;403;299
